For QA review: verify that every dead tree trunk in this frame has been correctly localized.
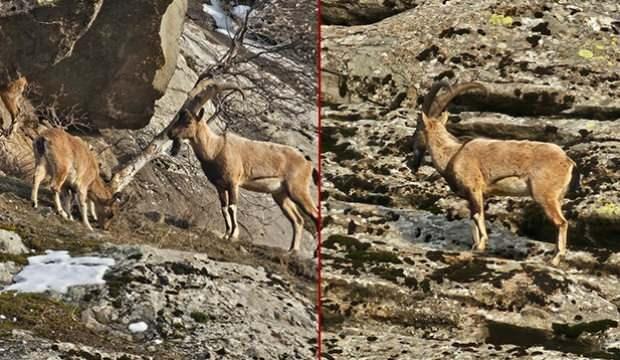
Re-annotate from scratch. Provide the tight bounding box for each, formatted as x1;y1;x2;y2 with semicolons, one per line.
109;126;175;193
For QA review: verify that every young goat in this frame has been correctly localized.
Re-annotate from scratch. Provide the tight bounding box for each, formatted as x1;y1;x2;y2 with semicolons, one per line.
167;78;319;254
0;76;28;122
31;128;120;231
411;81;579;265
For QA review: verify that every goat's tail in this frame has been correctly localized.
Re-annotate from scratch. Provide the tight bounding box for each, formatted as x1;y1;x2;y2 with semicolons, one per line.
303;153;319;186
569;163;581;194
34;136;47;157
312;168;319;186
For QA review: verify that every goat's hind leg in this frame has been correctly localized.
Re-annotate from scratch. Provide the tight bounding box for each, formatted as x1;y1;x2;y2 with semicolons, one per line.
540;196;568;266
31;162;46;208
287;183;319;229
273;191;304;253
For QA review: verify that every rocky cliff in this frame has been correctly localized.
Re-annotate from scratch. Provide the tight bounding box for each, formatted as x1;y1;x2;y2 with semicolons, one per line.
321;0;620;358
0;0;317;358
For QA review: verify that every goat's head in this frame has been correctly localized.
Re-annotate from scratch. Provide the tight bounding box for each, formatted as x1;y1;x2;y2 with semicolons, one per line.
410;81;486;171
168;108;204;143
167;78;245;156
95;192;123;230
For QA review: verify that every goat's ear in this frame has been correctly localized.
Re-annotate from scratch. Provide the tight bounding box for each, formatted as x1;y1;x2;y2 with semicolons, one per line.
439;112;449;125
197;108;205;122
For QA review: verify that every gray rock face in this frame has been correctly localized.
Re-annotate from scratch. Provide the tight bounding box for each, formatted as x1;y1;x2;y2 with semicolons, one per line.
322;0;421;25
0;244;315;359
0;229;27;255
92;245;315;359
322;201;620;359
321;0;620;358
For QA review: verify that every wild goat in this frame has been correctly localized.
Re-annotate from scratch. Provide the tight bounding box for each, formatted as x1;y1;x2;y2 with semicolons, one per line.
167;79;319;253
31;128;120;231
0;76;28;122
411;81;579;265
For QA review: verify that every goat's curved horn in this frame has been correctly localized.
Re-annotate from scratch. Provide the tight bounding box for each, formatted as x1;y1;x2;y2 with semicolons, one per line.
185;78;245;114
422;80;451;116
429;82;486;117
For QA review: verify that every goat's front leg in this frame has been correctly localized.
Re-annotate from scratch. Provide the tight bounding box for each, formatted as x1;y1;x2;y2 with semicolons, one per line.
217;188;232;238
62;189;74;221
89;200;98;221
227;185;240;241
51;168;70;219
53;191;70;220
473;212;488;251
470;220;480;250
468;189;488;251
77;189;93;231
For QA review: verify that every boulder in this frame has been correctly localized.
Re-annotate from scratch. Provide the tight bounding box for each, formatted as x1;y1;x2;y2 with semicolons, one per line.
0;0;104;86
321;0;421;26
34;0;188;129
0;228;27;255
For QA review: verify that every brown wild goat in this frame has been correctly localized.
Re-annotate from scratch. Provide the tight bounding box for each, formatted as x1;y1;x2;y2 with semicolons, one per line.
31;128;120;231
411;81;579;265
166;78;319;253
0;76;28;122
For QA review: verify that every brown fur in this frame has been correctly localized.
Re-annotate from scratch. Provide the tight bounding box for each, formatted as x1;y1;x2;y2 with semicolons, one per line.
31;128;119;230
413;82;578;265
168;106;318;254
0;76;27;121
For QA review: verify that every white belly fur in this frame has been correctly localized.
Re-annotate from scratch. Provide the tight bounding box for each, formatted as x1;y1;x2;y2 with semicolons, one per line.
241;178;284;193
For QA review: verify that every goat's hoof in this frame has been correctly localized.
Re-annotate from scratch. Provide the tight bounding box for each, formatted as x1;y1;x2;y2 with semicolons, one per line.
551;254;563;266
225;234;239;242
288;248;299;256
229;232;240;242
471;245;486;253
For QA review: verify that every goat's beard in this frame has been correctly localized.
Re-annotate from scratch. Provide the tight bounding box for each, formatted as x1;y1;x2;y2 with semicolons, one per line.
170;138;182;156
409;147;425;172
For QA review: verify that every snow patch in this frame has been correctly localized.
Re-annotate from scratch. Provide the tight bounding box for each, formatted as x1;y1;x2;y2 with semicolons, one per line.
4;250;115;294
203;1;252;36
129;321;148;333
231;5;251;19
203;0;235;34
